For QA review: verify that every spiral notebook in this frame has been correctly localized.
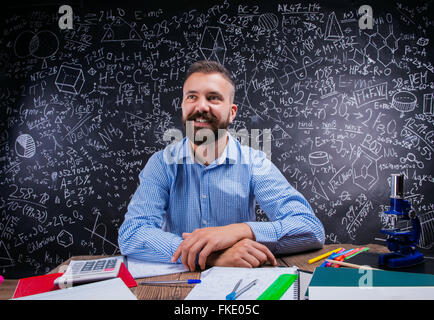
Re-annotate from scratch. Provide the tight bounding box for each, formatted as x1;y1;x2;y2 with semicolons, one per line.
185;266;300;300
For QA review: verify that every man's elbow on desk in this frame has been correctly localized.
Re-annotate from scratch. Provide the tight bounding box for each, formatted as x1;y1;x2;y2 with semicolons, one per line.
272;228;325;256
118;232;137;258
117;223;150;259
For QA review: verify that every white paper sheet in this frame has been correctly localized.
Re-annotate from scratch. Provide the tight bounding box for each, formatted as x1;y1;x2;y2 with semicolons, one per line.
126;256;188;279
185;266;298;300
12;278;137;300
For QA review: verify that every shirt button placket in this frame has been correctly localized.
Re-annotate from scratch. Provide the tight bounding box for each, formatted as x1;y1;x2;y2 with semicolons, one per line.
200;169;209;227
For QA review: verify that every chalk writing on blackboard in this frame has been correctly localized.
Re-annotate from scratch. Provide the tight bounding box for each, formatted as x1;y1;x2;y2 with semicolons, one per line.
0;0;433;278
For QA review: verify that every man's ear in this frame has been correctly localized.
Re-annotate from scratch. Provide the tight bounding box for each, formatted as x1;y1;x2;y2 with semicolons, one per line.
229;104;237;123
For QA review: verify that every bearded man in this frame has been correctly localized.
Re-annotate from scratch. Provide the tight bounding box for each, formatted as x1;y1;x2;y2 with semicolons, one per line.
118;60;324;271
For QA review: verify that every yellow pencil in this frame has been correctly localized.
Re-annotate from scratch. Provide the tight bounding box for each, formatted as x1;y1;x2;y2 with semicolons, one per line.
308;248;344;264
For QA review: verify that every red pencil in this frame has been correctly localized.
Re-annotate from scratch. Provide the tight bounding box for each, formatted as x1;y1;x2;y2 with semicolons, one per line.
336;248;361;260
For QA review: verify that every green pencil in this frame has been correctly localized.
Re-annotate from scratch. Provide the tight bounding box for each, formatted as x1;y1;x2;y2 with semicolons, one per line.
344;247;369;260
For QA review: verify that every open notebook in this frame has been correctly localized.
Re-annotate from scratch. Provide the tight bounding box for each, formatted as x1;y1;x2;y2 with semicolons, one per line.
185;266;301;300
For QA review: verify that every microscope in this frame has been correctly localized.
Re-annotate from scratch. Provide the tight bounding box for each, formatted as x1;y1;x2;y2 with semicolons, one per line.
379;174;424;268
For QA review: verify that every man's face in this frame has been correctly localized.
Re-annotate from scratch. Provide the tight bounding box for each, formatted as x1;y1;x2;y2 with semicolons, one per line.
182;72;237;144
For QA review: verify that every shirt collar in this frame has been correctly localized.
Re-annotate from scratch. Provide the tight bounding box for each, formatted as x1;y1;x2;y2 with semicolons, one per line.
175;131;238;165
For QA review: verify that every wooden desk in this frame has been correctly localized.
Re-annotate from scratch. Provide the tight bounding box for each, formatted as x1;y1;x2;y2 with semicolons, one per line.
0;244;388;300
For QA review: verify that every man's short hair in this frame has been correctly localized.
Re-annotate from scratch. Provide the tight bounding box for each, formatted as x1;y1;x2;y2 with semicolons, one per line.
184;60;235;90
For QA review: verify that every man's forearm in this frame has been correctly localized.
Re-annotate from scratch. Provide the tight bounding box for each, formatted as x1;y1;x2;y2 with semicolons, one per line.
171;223;257;270
245;216;325;255
118;223;183;263
234;222;256;241
206;238;277;268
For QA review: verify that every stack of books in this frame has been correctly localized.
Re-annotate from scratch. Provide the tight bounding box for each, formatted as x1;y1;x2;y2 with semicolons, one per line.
308;265;434;300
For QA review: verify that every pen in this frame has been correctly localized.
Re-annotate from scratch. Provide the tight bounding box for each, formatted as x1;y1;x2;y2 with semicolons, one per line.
332;247;367;267
308;247;343;264
334;248;360;262
139;279;201;285
325;248;354;267
319;248;345;267
345;247;369;260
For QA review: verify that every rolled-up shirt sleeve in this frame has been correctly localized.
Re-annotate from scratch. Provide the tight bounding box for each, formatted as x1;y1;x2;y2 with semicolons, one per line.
118;152;183;263
245;151;325;254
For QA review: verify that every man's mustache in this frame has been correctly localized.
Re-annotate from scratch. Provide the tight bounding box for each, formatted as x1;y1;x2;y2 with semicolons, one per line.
186;112;216;122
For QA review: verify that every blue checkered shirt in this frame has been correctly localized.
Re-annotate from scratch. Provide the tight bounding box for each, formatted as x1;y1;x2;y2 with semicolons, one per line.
118;133;324;263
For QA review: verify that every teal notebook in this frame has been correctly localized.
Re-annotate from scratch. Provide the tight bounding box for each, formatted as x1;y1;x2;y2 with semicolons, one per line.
309;267;434;300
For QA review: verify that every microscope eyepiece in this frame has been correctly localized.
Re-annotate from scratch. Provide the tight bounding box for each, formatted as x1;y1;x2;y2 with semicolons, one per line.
390;174;404;199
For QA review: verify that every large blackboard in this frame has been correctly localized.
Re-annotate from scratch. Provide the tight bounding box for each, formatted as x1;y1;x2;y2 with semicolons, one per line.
0;0;433;278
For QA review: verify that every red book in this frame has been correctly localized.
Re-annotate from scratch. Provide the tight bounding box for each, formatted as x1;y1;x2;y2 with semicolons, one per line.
13;273;63;299
13;262;136;299
118;263;137;288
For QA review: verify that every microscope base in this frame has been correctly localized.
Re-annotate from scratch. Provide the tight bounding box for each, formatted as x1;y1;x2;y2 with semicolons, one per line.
379;251;424;268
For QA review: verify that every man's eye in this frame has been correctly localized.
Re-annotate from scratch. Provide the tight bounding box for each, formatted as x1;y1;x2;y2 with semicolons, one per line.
208;96;220;101
187;95;196;100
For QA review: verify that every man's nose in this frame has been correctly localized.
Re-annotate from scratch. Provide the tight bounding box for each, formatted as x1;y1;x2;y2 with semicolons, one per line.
195;97;210;113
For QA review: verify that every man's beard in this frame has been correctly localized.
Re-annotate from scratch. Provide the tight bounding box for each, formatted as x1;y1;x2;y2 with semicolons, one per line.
183;112;230;146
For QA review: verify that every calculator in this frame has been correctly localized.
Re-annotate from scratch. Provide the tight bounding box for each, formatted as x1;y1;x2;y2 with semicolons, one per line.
54;257;123;287
79;258;119;273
